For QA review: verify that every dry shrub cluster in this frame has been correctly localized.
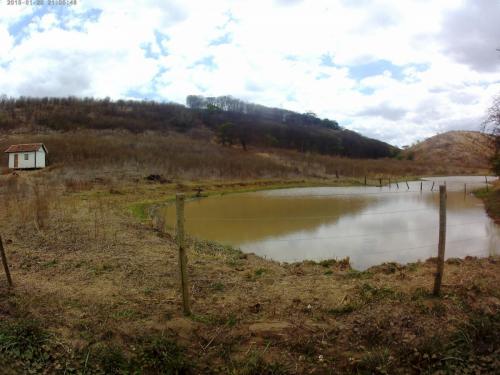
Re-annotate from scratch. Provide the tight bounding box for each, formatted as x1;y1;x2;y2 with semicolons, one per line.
1;175;54;231
0;173;122;254
1;129;295;180
277;149;484;177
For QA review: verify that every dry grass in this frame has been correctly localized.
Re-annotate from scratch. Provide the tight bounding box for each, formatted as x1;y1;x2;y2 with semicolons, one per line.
1;129;491;187
0;171;498;374
403;130;495;170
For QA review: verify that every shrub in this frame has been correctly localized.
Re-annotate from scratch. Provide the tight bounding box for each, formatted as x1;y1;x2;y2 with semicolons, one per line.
0;319;51;370
136;336;192;374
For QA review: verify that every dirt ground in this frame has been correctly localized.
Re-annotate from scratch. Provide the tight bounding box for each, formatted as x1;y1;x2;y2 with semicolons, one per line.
0;171;499;374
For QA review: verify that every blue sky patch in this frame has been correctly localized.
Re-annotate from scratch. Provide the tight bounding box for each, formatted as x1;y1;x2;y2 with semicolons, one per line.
316;72;330;80
349;59;403;80
210;33;232;46
320;54;336;67
154;30;170;55
192;56;217;70
359;86;375;95
349;60;429;81
8;6;102;45
142;32;169;59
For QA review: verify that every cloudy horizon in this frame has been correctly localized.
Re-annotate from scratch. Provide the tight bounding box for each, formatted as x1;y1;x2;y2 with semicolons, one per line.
1;0;499;147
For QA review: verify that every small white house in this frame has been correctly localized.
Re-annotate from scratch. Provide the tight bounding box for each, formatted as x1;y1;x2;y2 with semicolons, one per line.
4;143;48;169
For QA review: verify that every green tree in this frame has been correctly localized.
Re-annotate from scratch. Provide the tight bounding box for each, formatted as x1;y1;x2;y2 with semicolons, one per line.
217;122;234;146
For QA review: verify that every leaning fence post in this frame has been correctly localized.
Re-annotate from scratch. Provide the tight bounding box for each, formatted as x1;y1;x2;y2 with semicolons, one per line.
176;194;191;316
0;235;13;287
433;185;447;296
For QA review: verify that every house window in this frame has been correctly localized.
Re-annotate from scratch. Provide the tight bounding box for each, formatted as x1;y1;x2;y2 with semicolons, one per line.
24;153;29;160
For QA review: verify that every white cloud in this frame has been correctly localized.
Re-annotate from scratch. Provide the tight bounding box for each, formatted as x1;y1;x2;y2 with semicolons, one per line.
0;0;499;146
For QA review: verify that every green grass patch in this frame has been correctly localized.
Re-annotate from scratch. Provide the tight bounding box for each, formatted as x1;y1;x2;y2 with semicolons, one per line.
128;201;152;221
327;303;358;316
0;319;51;371
111;309;139;320
254;268;267;277
90;344;130;374
210;282;225;292
474;186;500;222
233;350;289;375
135;336;191;374
355;347;393;374
344;269;373;279
41;259;58;269
194;239;242;257
358;283;402;303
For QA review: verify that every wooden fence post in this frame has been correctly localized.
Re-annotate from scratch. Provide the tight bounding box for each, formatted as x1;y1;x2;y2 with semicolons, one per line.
433;185;447;296
485;176;488;192
176;194;191;316
431;181;435;191
0;235;13;287
420;181;423;192
364;176;367;186
405;180;410;189
379;178;382;187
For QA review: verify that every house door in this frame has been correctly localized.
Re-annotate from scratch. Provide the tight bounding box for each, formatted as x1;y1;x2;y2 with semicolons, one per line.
14;154;18;168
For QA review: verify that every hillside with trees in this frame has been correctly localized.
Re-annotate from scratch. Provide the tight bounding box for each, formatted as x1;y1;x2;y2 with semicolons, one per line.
0;95;396;159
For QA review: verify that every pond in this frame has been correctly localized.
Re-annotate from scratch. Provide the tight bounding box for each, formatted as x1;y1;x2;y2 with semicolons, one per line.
165;176;499;270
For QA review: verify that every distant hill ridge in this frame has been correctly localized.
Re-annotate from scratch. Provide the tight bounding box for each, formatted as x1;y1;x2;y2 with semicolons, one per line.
403;131;494;169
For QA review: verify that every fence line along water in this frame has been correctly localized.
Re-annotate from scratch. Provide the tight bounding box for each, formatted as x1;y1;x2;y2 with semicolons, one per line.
153;177;498;270
164;184;493;314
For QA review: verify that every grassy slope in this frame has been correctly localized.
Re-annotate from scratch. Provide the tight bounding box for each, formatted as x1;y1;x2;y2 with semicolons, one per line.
474;181;500;224
403;131;495;171
0;129;492;181
0;171;499;374
0;96;395;159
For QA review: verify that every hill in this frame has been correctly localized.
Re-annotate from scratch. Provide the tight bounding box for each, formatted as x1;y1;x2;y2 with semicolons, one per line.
0;96;396;159
403;131;495;170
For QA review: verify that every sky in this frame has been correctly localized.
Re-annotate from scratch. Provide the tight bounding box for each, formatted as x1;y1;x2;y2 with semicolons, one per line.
0;0;499;146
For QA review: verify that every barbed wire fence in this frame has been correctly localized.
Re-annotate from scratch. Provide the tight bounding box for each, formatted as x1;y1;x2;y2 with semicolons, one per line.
146;179;498;312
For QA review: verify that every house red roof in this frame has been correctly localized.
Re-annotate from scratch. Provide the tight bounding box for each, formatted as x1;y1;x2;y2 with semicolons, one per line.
4;143;48;154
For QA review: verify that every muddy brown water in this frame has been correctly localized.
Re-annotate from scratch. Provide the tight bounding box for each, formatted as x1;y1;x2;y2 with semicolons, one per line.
165;176;499;270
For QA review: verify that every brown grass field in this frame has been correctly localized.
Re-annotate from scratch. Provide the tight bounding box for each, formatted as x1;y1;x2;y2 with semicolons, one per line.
0;127;498;374
0;129;493;182
0;160;498;374
403;131;495;170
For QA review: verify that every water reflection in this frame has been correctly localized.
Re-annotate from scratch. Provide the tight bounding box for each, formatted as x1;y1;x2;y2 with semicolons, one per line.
166;176;499;270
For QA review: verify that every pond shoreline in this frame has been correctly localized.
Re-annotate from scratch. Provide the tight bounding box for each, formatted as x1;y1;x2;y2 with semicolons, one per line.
157;176;499;269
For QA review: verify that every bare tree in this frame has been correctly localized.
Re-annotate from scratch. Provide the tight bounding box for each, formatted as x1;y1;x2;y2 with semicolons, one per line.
482;94;500;175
